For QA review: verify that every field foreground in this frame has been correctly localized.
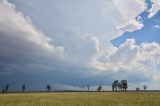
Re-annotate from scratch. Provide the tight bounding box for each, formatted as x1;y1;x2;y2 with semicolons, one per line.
0;92;160;106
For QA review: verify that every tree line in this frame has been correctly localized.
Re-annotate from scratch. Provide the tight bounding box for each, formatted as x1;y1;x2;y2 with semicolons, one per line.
1;84;51;93
2;84;26;93
1;80;148;93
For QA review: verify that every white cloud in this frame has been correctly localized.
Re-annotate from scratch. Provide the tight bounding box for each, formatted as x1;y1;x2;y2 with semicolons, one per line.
91;39;160;89
136;16;143;21
109;0;147;38
113;0;147;19
154;24;160;29
148;0;160;18
116;19;144;32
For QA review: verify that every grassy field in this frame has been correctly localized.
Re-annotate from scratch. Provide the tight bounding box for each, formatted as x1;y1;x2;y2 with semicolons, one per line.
0;92;160;106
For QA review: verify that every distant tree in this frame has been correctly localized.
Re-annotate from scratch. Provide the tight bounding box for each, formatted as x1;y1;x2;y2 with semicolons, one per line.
22;84;26;92
2;88;5;93
112;83;114;92
112;80;128;92
136;88;140;92
118;82;122;92
121;80;128;92
143;85;147;92
97;85;102;92
87;84;90;91
5;84;9;93
46;84;52;92
113;80;119;92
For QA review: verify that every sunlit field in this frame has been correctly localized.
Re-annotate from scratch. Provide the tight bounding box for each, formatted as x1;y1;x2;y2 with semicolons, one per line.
0;92;160;106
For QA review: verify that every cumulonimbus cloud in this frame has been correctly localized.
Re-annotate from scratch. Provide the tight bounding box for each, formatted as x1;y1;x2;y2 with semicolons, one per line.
0;0;64;64
0;0;160;90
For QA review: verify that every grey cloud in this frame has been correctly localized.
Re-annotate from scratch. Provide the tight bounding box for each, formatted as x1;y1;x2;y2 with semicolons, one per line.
0;0;160;91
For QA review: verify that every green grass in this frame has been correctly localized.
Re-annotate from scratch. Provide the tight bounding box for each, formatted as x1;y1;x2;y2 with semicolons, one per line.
0;92;160;106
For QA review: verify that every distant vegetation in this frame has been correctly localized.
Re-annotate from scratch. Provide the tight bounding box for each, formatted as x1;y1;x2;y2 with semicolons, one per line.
1;80;149;93
46;84;52;92
22;84;26;92
97;85;102;92
2;84;9;93
112;80;128;92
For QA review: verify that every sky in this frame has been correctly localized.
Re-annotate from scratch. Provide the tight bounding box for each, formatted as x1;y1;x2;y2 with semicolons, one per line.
0;0;160;91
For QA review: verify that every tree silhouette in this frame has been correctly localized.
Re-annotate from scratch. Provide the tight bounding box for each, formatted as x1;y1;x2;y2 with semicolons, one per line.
2;88;5;93
118;82;122;92
113;80;118;92
112;83;114;92
87;84;90;91
143;85;147;92
121;80;128;92
22;84;26;92
136;88;140;92
46;84;52;92
97;85;102;92
112;80;128;92
5;84;9;93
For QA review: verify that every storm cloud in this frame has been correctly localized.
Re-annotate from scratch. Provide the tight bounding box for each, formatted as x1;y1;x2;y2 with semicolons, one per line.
0;0;160;90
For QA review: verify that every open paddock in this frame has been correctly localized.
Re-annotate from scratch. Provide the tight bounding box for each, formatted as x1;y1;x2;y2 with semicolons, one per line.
0;92;160;106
